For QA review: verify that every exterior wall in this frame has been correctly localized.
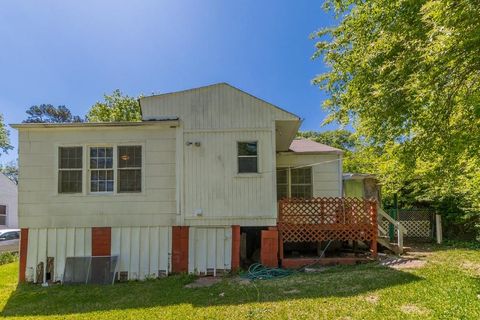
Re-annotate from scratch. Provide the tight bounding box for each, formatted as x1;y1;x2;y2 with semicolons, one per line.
17;125;176;228
0;173;18;228
276;153;342;197
26;227;92;282
111;226;171;280
188;226;232;274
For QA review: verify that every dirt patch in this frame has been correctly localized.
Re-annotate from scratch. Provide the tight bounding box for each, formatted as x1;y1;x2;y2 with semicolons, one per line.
184;277;222;288
461;261;480;275
364;294;379;304
283;289;300;294
380;257;426;269
400;304;430;315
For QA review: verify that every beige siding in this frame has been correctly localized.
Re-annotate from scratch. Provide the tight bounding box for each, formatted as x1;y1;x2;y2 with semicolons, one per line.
18;125;177;228
141;83;298;130
182;130;277;226
276;153;342;197
188;227;232;274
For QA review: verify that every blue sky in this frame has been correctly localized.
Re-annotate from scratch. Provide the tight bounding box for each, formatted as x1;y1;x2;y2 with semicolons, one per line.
0;0;336;164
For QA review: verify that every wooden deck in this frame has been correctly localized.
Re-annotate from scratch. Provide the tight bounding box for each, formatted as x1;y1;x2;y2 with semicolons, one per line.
277;197;378;265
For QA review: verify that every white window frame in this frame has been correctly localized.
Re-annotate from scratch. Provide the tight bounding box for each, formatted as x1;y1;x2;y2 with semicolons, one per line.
117;145;143;193
88;145;115;194
276;166;313;199
237;141;259;174
58;146;84;194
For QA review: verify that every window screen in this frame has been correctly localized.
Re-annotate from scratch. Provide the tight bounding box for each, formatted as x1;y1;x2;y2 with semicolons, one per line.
90;147;114;192
58;147;83;193
291;167;313;198
118;146;142;192
238;142;258;173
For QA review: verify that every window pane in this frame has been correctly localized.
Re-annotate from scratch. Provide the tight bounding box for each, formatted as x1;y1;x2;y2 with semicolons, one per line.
0;205;5;216
118;146;142;168
59;147;82;169
238;142;257;156
90;169;114;192
291;185;312;199
277;185;288;200
58;170;82;193
238;157;258;173
118;169;141;192
0;215;5;225
90;147;113;169
291;168;312;184
276;168;288;184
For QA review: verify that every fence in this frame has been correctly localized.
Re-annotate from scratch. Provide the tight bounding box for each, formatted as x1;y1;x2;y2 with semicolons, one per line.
277;197;378;258
384;209;436;241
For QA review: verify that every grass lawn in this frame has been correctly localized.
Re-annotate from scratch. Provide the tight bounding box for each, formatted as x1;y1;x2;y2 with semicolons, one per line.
1;244;479;319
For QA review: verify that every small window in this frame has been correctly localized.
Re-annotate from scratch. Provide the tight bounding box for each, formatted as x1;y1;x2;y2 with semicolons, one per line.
0;205;6;225
291;167;313;198
276;168;288;200
118;146;142;192
90;147;114;192
58;147;83;193
238;142;258;173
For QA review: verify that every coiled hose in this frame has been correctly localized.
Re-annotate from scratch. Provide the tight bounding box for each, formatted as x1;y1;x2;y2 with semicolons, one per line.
241;263;295;280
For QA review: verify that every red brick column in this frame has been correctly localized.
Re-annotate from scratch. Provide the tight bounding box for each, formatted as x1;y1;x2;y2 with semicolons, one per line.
92;227;111;256
19;228;29;283
172;226;189;273
231;225;241;272
260;229;279;268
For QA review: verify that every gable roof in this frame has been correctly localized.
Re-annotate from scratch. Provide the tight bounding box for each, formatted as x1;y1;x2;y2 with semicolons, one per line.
288;138;343;154
139;82;301;121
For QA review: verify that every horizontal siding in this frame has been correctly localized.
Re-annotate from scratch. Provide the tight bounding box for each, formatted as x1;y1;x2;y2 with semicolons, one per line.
18;125;177;228
276;153;342;197
141;84;297;130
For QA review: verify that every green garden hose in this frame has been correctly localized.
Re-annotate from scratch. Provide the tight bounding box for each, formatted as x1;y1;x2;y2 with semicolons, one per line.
240;263;295;280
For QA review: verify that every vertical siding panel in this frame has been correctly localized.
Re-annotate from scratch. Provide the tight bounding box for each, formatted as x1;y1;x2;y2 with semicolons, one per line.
159;227;169;274
197;228;207;274
129;227;140;280
111;228;121;256
120;227;131;277
26;228;38;282
37;229;47;282
215;228;225;270
207;229;216;272
74;228;85;256
149;227;159;277
139;227;150;279
224;228;232;270
65;228;75;257
84;228;92;256
56;228;67;281
188;227;195;273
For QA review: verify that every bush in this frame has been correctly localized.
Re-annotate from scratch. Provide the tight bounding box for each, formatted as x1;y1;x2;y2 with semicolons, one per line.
0;252;19;265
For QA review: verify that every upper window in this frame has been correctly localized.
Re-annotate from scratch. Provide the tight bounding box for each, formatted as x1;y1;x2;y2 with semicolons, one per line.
0;205;6;225
117;146;142;193
58;147;83;193
237;142;258;173
89;147;114;193
290;167;313;198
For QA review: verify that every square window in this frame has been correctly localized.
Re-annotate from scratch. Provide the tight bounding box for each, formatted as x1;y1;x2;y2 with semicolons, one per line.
238;142;258;173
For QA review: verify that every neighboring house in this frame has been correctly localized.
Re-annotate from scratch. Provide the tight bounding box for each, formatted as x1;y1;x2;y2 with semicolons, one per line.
343;173;381;202
0;172;18;229
12;83;344;283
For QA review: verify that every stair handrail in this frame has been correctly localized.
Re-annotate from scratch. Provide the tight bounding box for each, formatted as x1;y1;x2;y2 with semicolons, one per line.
378;207;407;252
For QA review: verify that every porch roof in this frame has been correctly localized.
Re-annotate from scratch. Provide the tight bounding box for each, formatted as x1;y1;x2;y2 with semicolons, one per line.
287;138;343;154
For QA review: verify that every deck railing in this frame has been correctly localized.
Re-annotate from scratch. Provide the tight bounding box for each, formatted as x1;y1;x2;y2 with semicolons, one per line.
277;197;378;258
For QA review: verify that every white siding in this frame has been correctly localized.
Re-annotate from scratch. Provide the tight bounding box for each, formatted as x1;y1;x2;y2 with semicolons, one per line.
188;227;232;275
25;227;92;283
111;226;171;280
17;125;176;228
276;153;342;197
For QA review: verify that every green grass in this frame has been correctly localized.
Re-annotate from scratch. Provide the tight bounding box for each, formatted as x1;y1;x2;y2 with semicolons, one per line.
1;244;479;319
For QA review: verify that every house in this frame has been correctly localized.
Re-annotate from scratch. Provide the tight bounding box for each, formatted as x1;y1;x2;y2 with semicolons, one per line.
12;83;360;283
0;172;18;229
343;173;381;202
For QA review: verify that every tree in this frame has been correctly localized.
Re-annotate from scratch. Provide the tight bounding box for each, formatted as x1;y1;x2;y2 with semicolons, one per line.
297;130;356;151
314;0;480;238
86;90;141;122
24;105;83;123
0;161;18;184
0;113;13;155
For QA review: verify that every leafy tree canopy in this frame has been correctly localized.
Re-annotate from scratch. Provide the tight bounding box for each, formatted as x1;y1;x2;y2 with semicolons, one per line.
0;113;13;155
86;90;141;122
23;105;83;123
314;0;480;238
0;161;18;184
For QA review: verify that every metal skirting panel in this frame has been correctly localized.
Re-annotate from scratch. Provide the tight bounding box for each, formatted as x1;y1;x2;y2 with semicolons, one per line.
111;226;172;280
25;227;92;283
188;227;232;275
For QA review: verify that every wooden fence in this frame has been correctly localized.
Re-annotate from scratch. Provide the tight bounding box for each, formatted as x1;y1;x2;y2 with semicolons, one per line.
277;197;378;258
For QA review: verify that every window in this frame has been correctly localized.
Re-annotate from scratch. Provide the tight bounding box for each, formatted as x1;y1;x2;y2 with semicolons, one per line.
117;146;142;192
291;167;313;198
0;205;5;225
238;142;258;173
276;167;313;199
276;168;288;200
90;147;114;192
58;147;83;193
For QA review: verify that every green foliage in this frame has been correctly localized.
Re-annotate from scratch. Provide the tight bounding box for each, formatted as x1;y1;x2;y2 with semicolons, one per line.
86;90;141;122
314;0;480;238
0;252;18;266
0;161;18;184
297;129;356;151
0;113;13;156
23;105;83;123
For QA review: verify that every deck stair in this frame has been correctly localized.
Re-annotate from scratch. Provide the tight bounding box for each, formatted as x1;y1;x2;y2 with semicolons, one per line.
377;207;407;254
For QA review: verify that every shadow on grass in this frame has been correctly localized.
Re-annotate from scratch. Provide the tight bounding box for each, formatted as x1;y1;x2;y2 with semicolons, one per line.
1;262;423;317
